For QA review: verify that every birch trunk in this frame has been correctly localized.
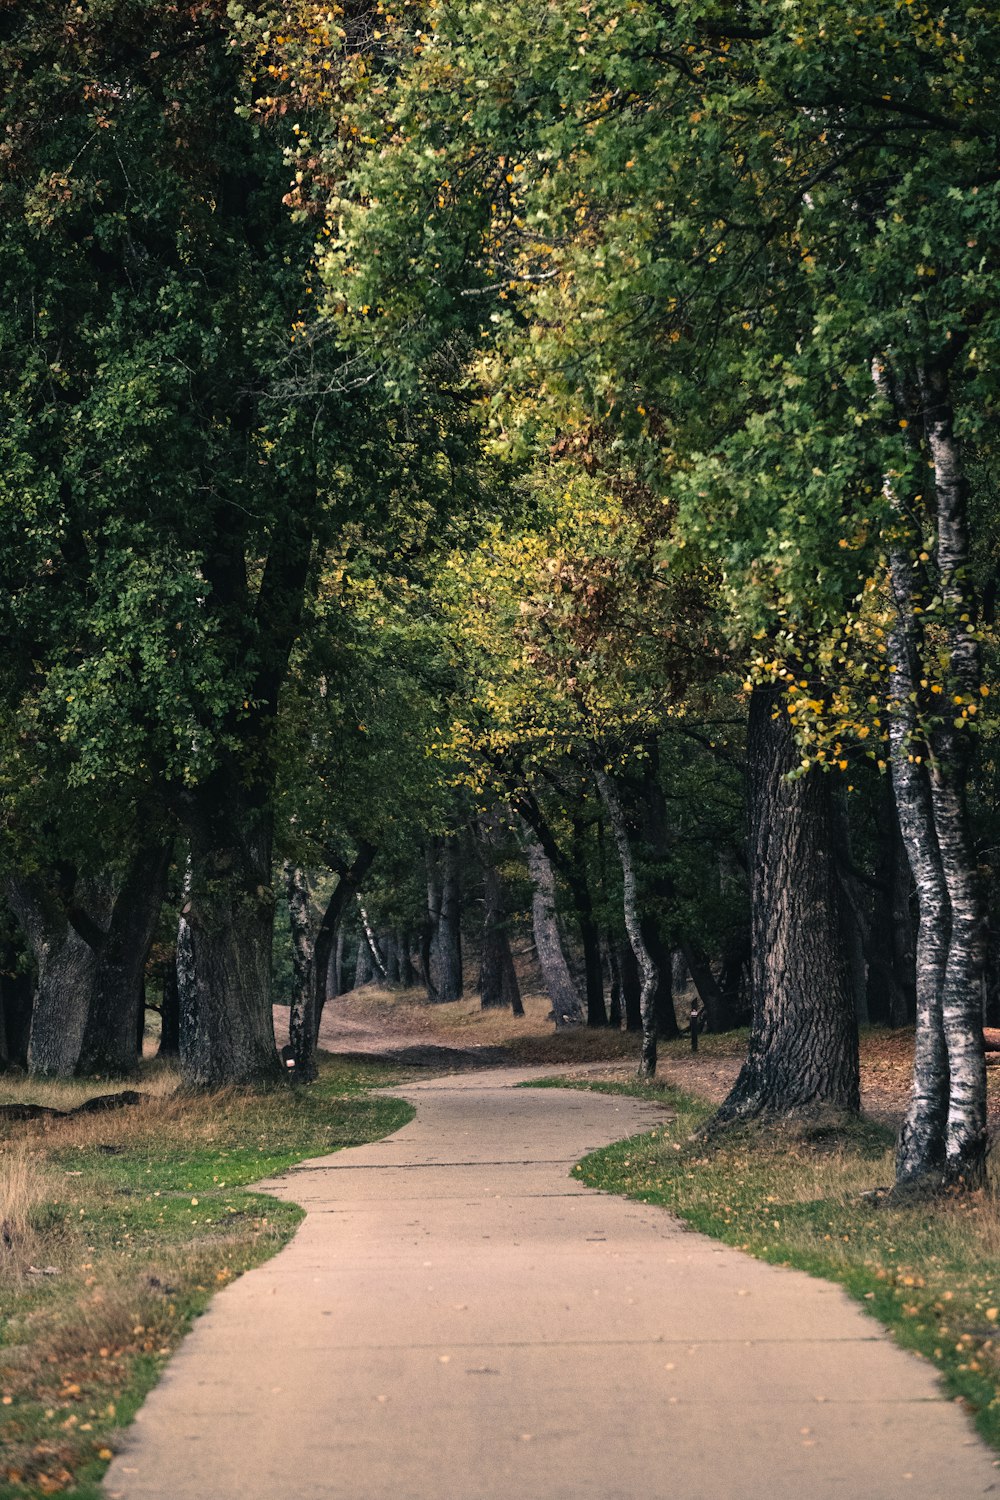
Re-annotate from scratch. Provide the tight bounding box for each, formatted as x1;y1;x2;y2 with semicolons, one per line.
921;364;987;1185
358;901;388;983
878;357;986;1189
593;763;658;1078
887;532;950;1185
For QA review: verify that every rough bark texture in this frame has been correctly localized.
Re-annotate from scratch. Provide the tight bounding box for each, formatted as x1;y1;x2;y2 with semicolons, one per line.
177;503;312;1087
524;828;583;1025
181;787;281;1088
6;874;108;1078
642;920;679;1039
76;841;172;1077
712;688;859;1125
593;764;658;1078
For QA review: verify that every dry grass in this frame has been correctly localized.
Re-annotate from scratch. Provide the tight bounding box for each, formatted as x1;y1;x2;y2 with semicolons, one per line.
0;1148;52;1283
0;1055;410;1496
325;985;660;1066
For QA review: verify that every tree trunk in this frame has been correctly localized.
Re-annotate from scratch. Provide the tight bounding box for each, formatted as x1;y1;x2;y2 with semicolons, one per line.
314;843;376;1024
6;874;107;1078
421;842;442;1001
524;827;583;1025
921;364;987;1186
354;933;372;988
384;932;401;987
569;820;607;1027
181;786;281;1088
284;863;315;1078
358;901;388;983
76;841;172;1077
435;838;463;1002
399;934;417;989
176;862;197;1060
593;763;659;1078
878;357;986;1189
642;920;678;1040
606;935;623;1029
683;941;739;1033
476;817;523;1015
712;688;859;1125
518;800;605;1025
331;927;345;998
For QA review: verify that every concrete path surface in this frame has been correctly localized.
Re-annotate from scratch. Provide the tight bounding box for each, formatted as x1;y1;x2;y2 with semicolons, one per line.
104;1068;999;1499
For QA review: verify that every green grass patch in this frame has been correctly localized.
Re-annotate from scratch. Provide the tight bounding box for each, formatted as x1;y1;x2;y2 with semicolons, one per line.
0;1055;412;1498
557;1078;1000;1451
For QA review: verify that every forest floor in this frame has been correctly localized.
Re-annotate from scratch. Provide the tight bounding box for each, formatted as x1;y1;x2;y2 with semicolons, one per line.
309;984;1000;1130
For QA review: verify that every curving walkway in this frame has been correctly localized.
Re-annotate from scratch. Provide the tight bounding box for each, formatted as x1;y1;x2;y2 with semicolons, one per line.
104;1068;999;1499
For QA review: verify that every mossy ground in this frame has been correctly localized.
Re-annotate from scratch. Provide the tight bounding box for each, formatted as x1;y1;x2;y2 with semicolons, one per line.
0;1056;412;1497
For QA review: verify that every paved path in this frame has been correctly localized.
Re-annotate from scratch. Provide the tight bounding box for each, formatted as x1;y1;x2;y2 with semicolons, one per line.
105;1068;998;1499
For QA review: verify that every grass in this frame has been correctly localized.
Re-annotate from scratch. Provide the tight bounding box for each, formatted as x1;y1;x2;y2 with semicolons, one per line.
551;1076;1000;1452
0;1055;412;1498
